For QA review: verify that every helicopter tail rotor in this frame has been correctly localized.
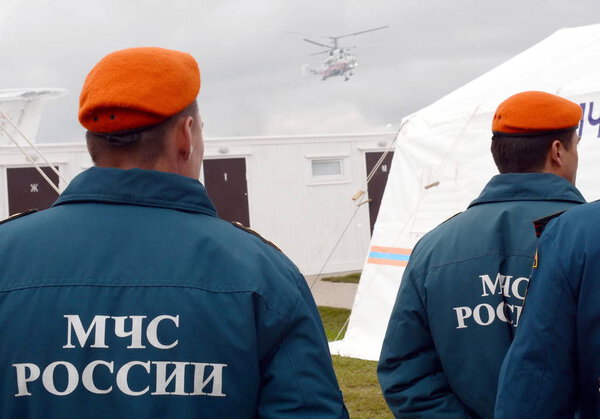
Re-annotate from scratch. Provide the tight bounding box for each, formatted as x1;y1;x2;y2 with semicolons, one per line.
301;64;311;78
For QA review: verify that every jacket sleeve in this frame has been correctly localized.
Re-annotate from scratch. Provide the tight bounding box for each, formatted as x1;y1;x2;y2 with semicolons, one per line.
257;272;349;418
378;265;473;418
495;222;578;418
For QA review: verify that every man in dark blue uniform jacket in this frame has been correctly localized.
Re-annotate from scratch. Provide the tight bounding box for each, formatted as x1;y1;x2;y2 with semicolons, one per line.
0;47;348;418
378;91;585;418
495;201;600;418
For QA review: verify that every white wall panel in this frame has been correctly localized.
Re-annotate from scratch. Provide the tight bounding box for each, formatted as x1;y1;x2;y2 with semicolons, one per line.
0;133;397;275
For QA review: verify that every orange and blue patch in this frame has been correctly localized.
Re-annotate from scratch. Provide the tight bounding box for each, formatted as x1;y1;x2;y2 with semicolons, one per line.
368;246;412;267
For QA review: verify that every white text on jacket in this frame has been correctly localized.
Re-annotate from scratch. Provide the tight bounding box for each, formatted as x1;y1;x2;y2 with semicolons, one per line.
452;273;528;329
13;314;227;397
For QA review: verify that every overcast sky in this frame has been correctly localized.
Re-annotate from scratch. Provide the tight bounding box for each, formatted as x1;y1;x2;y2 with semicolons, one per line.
2;0;600;143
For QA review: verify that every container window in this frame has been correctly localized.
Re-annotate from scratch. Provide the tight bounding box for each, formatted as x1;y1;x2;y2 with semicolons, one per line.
312;159;342;177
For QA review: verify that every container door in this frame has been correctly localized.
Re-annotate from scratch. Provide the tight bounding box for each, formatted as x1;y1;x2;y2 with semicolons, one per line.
7;166;59;215
203;158;250;226
365;152;394;234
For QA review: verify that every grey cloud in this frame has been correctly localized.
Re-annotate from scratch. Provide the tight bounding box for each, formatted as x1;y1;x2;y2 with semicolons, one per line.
1;0;599;142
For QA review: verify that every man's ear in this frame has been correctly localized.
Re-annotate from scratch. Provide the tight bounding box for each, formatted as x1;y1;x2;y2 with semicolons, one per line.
548;139;563;168
175;116;194;161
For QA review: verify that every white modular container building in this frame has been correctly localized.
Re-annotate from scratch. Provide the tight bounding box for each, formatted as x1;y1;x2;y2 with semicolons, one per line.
0;91;397;275
202;133;397;274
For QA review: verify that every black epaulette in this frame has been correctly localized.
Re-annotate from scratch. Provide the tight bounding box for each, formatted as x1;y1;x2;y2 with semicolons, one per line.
231;221;282;252
533;210;566;238
440;212;462;225
0;209;38;226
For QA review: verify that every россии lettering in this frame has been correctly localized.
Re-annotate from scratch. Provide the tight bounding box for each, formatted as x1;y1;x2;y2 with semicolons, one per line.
12;314;227;398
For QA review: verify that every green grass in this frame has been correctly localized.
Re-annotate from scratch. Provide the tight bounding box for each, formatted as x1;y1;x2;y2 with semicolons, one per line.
318;306;392;418
318;306;350;341
321;272;361;284
333;356;392;418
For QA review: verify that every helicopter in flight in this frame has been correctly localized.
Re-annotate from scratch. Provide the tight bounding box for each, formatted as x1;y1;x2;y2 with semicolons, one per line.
293;26;388;81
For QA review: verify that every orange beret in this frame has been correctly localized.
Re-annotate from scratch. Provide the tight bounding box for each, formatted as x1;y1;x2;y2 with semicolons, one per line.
79;47;200;133
492;91;582;136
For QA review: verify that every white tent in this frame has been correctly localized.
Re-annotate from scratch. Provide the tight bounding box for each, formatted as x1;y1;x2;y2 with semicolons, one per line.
330;23;600;361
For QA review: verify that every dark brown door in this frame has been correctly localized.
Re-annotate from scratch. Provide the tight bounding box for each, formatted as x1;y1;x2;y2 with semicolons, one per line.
7;166;60;215
203;158;250;226
366;152;394;234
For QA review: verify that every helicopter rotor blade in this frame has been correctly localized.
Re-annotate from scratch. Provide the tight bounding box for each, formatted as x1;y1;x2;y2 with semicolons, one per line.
287;30;329;38
310;50;332;56
334;25;389;40
303;38;333;49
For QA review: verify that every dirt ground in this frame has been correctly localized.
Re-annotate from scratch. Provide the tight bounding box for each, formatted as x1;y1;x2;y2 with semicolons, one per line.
304;274;358;309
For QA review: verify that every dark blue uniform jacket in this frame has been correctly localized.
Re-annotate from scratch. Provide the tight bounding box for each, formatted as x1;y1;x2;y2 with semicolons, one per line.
0;167;347;419
496;200;600;419
378;173;585;418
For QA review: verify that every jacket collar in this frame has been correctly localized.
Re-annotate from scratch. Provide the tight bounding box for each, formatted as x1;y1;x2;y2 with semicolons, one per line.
53;167;218;217
468;173;586;208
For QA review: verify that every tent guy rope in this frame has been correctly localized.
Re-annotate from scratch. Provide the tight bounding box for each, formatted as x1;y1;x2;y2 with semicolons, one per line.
307;121;407;292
